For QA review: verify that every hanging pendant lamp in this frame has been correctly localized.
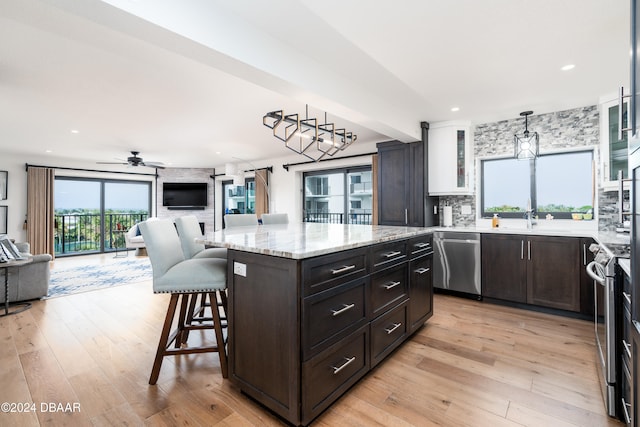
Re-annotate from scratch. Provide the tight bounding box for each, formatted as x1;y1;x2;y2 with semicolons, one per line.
514;111;539;160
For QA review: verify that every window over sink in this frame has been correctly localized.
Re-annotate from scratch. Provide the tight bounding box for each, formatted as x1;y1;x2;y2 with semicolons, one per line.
480;150;594;220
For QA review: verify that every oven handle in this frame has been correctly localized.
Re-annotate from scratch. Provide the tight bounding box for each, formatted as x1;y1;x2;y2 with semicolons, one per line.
586;261;606;284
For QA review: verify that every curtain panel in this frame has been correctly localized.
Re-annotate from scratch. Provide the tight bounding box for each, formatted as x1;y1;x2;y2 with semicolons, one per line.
255;169;269;219
26;166;55;257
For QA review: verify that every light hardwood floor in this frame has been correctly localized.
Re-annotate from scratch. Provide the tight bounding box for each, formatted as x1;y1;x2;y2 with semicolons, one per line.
0;255;623;426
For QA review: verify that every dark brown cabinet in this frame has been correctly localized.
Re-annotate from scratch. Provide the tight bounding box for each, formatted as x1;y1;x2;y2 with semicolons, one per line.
376;140;424;226
228;233;433;426
481;234;581;312
481;234;527;303
407;234;434;333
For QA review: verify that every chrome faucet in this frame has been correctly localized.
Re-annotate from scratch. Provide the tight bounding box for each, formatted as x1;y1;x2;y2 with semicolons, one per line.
525;209;535;229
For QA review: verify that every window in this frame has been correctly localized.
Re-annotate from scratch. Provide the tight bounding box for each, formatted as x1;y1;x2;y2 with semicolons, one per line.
54;178;151;255
223;178;255;216
303;166;372;224
481;150;594;219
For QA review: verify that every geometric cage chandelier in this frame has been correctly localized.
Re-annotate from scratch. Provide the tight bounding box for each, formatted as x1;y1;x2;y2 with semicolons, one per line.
263;105;357;162
513;110;539;160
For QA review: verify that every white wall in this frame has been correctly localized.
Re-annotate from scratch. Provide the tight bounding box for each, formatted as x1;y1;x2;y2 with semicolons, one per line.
1;138;384;241
212;139;381;230
0;154;29;241
0;153;156;243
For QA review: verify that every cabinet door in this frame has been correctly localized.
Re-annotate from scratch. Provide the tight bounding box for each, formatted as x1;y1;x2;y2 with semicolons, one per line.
481;234;526;303
377;141;410;226
600;96;630;189
526;236;580;312
428;122;473;195
408;254;433;332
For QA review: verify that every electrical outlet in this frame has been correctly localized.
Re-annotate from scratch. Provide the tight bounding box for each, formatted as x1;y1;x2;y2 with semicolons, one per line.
234;262;247;277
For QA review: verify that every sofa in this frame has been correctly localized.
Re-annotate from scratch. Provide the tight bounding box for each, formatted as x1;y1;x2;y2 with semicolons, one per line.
125;218;157;255
125;223;146;255
0;242;52;303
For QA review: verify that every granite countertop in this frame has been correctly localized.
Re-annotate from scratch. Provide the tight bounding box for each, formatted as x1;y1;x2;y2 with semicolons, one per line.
433;226;631;257
199;222;631;260
199;223;433;259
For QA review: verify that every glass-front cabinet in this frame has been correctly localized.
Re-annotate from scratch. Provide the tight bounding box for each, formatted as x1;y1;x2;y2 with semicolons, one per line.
428;121;474;195
600;95;630;190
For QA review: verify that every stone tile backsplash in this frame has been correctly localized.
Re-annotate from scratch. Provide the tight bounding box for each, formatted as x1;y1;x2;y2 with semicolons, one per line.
436;105;620;230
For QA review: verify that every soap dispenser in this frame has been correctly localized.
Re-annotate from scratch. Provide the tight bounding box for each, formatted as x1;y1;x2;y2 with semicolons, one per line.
492;214;499;228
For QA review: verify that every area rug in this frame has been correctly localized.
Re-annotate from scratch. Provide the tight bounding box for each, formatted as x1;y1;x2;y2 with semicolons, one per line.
47;257;152;298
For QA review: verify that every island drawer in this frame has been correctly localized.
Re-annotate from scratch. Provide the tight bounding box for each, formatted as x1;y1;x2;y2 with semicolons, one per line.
302;277;368;359
302;247;369;296
370;301;408;367
370;240;408;271
301;324;369;425
369;263;408;318
408;234;433;259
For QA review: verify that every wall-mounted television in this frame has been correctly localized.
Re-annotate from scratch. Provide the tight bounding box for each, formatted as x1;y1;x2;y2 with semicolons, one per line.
163;182;207;209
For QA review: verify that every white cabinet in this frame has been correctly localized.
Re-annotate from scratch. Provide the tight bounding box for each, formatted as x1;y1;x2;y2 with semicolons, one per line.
428;121;474;195
599;93;630;190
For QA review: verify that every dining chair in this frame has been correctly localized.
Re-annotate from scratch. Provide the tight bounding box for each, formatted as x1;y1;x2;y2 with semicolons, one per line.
260;213;289;225
139;218;228;385
224;213;258;228
175;215;227;259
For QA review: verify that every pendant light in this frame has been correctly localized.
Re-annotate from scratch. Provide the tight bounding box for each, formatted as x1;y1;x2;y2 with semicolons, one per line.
514;111;539;160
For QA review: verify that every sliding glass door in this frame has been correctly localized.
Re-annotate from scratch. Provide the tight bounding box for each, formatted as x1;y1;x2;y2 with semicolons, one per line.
54;178;151;256
303;167;372;224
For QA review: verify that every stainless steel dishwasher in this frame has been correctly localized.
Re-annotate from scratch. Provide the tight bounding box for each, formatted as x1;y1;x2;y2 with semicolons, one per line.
433;231;481;299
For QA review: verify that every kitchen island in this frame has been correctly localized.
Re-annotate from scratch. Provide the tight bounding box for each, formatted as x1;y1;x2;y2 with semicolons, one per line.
200;223;434;426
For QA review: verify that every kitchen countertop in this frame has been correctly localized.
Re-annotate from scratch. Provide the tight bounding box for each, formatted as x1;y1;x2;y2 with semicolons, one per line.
199;222;432;259
433;226;631;257
199;222;631;260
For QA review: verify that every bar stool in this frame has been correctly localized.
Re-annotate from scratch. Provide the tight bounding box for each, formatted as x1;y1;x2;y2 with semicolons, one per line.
174;215;228;331
175;215;227;260
139;219;228;385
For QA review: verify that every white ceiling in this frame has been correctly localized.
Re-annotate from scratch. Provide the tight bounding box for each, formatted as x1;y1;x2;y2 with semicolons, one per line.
0;0;630;169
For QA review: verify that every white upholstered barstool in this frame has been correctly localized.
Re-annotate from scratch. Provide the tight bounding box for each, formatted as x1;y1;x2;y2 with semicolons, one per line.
139;219;228;385
224;213;258;228
175;215;227;259
260;213;289;224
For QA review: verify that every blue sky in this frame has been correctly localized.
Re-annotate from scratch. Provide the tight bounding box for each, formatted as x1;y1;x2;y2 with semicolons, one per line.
55;180;150;211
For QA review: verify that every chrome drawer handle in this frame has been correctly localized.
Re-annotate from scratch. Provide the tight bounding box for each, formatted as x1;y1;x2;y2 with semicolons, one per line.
385;322;402;335
415;267;430;275
384;281;401;290
415;242;430;248
331;303;355;317
384;251;403;258
623;291;632;306
622;397;631;425
623;339;632;359
331;265;356;275
332;356;356;375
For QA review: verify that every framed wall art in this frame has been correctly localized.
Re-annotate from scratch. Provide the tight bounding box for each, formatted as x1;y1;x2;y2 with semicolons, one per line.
0;171;6;200
0;206;6;234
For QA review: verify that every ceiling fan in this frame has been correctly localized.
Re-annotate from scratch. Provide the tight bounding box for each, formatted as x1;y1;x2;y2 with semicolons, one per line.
97;151;165;169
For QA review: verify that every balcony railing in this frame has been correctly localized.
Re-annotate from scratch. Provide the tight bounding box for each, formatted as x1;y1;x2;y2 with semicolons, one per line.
303;211;372;225
54;213;148;256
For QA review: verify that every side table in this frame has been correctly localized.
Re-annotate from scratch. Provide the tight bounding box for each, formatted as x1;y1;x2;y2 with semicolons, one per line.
0;257;34;317
112;230;128;258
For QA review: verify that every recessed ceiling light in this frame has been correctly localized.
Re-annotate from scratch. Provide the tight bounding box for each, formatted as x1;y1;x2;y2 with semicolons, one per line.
561;64;575;71
45;150;52;153
70;129;79;134
451;107;460;112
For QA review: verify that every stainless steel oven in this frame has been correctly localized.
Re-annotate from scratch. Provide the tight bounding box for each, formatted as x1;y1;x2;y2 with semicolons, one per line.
586;244;619;417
